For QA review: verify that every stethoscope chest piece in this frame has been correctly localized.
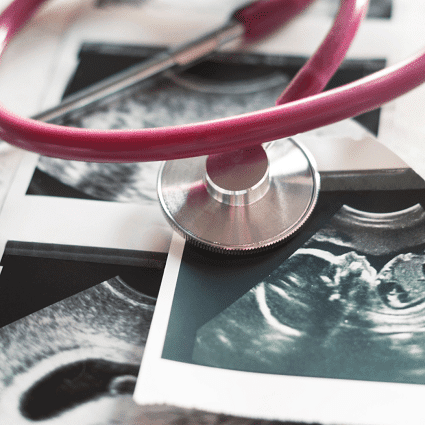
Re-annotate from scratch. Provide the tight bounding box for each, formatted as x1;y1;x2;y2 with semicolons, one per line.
158;138;320;254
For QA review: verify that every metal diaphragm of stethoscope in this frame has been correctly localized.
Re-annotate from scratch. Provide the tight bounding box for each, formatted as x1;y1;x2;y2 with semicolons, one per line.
0;0;424;254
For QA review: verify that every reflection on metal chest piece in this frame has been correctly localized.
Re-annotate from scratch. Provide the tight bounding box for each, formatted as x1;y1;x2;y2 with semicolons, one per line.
158;139;320;254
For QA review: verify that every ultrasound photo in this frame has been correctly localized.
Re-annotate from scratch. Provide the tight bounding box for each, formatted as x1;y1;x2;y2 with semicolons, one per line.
0;245;162;424
155;180;425;390
192;203;425;384
26;44;385;204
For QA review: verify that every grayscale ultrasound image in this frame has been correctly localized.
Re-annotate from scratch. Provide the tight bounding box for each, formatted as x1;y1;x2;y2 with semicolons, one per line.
0;275;154;423
33;75;286;203
192;204;425;384
27;45;385;204
32;64;288;204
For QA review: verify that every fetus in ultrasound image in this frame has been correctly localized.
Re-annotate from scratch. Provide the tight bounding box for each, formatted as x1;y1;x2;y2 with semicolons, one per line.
0;275;156;424
193;204;425;384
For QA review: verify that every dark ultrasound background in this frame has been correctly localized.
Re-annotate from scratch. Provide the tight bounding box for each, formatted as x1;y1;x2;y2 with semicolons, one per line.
27;44;385;203
193;205;425;383
162;187;425;385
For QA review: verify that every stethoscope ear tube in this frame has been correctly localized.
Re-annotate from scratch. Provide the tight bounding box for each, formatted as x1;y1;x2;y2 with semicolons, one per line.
1;0;424;253
0;49;422;163
0;0;423;163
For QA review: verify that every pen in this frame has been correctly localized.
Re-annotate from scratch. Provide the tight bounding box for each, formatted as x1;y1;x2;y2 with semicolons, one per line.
33;0;315;122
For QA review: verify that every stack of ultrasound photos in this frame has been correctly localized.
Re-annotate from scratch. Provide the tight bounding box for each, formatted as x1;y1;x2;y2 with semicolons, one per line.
3;0;424;423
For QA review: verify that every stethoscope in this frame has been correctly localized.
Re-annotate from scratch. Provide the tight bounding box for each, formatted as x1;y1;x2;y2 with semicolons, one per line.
0;0;424;254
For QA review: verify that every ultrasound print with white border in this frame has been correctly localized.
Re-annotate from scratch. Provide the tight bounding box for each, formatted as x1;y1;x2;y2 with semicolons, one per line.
133;166;425;424
0;241;164;425
25;44;386;203
161;183;425;385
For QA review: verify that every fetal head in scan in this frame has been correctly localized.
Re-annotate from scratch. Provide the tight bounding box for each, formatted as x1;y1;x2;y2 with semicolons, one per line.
193;204;425;383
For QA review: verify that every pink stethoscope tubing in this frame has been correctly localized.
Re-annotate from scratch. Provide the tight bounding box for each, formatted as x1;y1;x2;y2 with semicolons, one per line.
0;0;423;163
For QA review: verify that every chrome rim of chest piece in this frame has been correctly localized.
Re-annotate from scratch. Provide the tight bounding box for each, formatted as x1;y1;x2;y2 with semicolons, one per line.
157;138;320;254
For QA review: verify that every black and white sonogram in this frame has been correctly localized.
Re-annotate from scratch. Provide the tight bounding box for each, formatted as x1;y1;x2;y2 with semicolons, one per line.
193;203;425;385
0;276;155;424
29;59;289;204
31;76;287;203
0;244;167;424
27;46;385;203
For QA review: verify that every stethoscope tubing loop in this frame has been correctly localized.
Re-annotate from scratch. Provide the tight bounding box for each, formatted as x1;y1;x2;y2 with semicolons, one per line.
0;47;423;162
0;0;423;163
